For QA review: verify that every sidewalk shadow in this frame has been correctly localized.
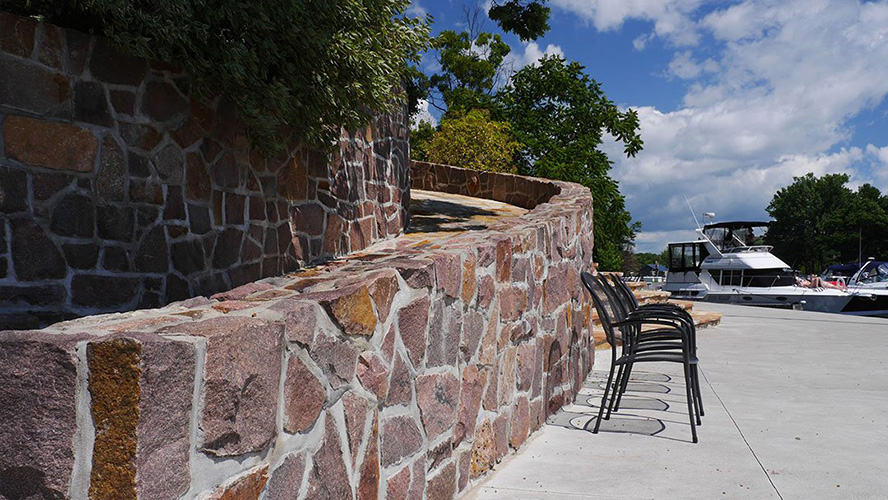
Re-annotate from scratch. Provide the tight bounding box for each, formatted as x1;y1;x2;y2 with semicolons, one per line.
549;370;697;443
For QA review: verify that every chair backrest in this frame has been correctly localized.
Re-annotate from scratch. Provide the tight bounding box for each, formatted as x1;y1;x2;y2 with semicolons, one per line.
608;274;640;310
581;271;620;348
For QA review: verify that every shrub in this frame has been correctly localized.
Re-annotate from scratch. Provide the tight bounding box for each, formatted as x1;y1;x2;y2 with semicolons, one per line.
2;0;430;154
426;109;519;173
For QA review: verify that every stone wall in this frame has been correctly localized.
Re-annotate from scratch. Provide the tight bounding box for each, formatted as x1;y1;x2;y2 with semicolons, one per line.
0;12;410;329
0;161;596;499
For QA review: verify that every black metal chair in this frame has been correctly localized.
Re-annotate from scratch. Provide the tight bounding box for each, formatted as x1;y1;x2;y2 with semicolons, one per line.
582;272;700;443
605;274;703;419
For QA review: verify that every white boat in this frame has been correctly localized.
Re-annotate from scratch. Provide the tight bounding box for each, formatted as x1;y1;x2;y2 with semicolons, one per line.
664;221;888;316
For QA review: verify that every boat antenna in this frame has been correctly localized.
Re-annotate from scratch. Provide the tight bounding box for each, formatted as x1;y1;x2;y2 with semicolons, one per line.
684;195;701;230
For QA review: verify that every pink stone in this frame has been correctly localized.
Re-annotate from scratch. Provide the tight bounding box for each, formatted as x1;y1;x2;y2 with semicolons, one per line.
494;412;510;459
390;258;435;288
426;461;456;500
477;275;495;309
310;331;357;389
356;351;389;399
457;449;472;492
211;282;274;301
381;415;423;467
398;296;429;368
368;269;400;323
495;239;512;282
427;303;460;368
433;253;461;297
306;414;353;499
385;351;413;406
211;300;256;313
455;365;484;444
162;317;282;456
357;411;380;500
386;466;411;500
416;372;460;440
483;365;499;411
343;391;371;466
408;457;426;500
510;396;530;449
542;264;571;315
499;286;526;321
137;337;195;500
498;347;518;407
381;324;396;363
0;331;82;497
516;342;537;392
460;310;484;363
270;299;319;345
284;354;326;434
264;452;307;500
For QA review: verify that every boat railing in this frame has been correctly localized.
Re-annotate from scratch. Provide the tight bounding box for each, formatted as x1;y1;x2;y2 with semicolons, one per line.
723;245;773;254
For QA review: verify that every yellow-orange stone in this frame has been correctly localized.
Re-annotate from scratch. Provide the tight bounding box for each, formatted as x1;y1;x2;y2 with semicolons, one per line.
331;286;377;336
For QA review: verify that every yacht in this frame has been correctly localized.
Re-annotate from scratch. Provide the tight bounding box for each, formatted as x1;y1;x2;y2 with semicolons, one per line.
664;221;888;316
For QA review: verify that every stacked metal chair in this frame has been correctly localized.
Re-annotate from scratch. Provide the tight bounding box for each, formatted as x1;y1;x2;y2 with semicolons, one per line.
581;272;702;443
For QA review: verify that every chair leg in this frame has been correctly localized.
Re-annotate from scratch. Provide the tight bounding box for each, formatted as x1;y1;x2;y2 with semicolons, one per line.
605;364;624;419
593;363;617;434
683;362;698;443
612;361;634;413
692;365;704;417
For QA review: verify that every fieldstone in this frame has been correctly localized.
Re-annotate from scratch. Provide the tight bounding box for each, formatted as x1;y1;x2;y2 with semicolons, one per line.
170;239;206;276
408;458;426;500
517;342;538;392
72;274;140;308
97;136;127;201
426;461;456;500
356;351;388;399
133;226;169;273
213;152;241;188
357;412;380;500
381;415;423;467
0;284;65;308
97;205;134;241
269;299;319;345
102;246;130;271
153;143;184;183
0;12;36;58
189;203;212;235
416;372;460;440
305;415;352;500
398;296;429;368
433;253;461;298
543;265;571;315
291;203;326;236
455;365;484;445
200;465;269;500
494;413;510;459
50;192;94;237
63;243;99;269
470;420;496;478
461;253;477;303
343;391;371;466
478;275;495;309
73;80;112;126
164;185;187;221
110;89;136;115
264;452;306;500
0;166;28;213
213;228;243;268
461;310;484;363
510;396;531;449
160;317;283;456
283;354;326;434
120;122;163;152
277;156;309;200
386;466;411;500
391;257;435;288
186;154;212;201
495;239;512;282
309;331;358;389
426;437;452;471
142;81;188;122
0;58;69;116
31;171;73;201
318;285;378;336
10;219;66;281
0;332;80;500
385;351;413;407
368;270;399;323
90;38;148;85
499;286;526;322
498;346;518;407
3;115;96;172
427;304;460;368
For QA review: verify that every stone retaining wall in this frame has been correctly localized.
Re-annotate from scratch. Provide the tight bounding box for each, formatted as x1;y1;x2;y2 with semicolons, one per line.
0;162;595;499
0;12;410;329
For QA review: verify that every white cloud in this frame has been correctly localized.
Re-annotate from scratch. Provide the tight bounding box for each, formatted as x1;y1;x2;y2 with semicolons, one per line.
602;0;888;252
411;99;437;128
406;1;427;17
505;42;565;71
550;0;705;46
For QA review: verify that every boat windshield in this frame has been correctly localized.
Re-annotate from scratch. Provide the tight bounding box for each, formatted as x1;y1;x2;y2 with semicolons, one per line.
703;224;768;252
857;262;888;284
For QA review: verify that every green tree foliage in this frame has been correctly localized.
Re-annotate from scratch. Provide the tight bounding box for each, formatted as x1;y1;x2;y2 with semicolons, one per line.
488;0;550;41
426;109;519;173
4;0;430;154
499;55;643;270
410;120;435;162
427;29;510;114
766;173;888;272
629;249;670;274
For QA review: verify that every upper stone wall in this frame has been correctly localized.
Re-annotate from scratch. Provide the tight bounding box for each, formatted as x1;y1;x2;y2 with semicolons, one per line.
0;161;596;500
0;12;410;329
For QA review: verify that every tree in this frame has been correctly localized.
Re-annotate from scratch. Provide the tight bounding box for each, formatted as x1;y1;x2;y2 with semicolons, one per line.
488;0;550;41
7;0;430;154
766;173;888;272
498;55;643;270
426;109;519;173
410;120;435;162
427;29;511;115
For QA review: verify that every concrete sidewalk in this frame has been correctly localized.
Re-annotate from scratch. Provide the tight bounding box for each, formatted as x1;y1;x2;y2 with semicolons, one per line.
466;303;888;499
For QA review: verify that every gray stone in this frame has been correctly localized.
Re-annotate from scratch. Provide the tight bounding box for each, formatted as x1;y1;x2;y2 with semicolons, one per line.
0;166;28;214
141;81;188;122
96;204;134;241
97;136;127;201
71;274;140;308
10;219;66;281
73;80;112;127
0;57;70;115
152;143;184;183
133;226;169;273
50;192;95;238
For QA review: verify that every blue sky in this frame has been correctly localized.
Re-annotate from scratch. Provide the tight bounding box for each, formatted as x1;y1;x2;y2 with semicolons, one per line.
409;0;888;253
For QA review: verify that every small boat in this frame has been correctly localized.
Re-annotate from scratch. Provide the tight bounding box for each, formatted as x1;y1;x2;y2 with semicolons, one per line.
664;220;888;316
